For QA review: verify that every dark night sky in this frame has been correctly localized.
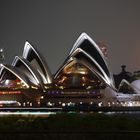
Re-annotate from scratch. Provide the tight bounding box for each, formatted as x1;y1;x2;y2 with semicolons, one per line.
0;0;140;74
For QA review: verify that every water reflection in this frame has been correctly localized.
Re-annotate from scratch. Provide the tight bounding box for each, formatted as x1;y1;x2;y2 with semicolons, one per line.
0;111;56;117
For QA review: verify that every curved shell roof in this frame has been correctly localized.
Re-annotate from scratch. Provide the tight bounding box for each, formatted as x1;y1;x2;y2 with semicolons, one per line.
23;41;52;84
0;33;116;91
12;56;45;89
0;64;30;88
55;33;115;90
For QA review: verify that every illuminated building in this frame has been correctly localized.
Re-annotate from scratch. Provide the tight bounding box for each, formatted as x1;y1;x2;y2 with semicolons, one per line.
55;33;115;89
1;33;135;107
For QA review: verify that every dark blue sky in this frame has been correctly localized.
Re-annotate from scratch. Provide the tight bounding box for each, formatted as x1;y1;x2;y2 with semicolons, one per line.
0;0;140;74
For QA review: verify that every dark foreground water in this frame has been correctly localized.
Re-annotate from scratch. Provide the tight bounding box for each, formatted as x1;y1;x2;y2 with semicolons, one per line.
0;109;140;140
0;131;140;140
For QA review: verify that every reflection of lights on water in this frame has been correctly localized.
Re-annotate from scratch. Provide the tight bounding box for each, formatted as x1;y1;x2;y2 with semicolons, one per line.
105;112;116;115
0;101;18;104
0;112;56;116
0;108;62;116
98;111;103;114
68;111;76;114
80;111;84;114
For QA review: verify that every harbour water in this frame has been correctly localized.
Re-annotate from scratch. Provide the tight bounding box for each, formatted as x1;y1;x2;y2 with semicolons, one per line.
0;107;140;117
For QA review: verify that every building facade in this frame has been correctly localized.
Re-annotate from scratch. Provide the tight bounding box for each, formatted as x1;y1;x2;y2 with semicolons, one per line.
0;33;120;107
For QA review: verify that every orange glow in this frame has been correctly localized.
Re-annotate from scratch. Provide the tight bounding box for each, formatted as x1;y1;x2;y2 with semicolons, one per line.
82;76;86;82
0;91;21;94
63;62;88;74
58;76;67;83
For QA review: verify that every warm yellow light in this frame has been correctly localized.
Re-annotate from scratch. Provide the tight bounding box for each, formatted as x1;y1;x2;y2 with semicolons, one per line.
31;86;38;89
79;71;86;74
40;96;44;99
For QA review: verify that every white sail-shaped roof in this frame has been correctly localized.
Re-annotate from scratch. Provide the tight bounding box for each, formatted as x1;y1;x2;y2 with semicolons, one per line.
23;41;52;84
118;79;140;94
55;33;115;90
12;56;45;89
0;64;30;88
55;57;107;87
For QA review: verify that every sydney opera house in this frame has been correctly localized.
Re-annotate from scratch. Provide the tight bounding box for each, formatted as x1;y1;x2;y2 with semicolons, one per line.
0;33;140;107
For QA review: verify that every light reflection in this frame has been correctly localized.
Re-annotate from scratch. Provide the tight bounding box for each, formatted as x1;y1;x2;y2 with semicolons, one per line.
0;111;56;117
